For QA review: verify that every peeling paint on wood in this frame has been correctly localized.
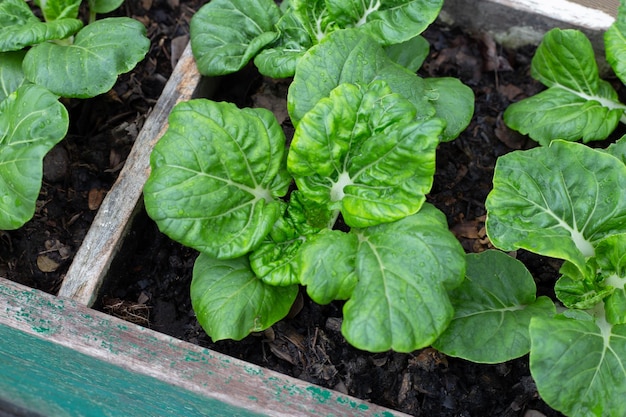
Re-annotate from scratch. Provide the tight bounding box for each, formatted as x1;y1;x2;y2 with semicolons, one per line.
0;277;407;417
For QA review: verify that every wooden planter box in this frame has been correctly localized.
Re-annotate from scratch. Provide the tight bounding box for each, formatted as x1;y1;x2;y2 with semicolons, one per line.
0;2;618;415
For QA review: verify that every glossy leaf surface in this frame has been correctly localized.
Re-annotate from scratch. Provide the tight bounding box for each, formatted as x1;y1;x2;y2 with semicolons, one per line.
144;100;291;259
23;18;149;98
191;254;298;341
288;81;442;228
190;0;281;76
504;29;626;144
341;204;466;352
530;314;626;417
486;140;626;273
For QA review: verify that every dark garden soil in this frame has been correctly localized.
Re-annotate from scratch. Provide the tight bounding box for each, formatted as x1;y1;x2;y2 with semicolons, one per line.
1;2;593;416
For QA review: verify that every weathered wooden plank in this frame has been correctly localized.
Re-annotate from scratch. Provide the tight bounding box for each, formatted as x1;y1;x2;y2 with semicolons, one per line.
57;42;206;306
0;277;408;417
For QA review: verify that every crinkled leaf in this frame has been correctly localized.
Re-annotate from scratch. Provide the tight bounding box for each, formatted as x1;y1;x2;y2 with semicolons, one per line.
504;28;626;144
34;0;81;21
288;28;434;126
298;229;359;304
342;204;466;353
23;17;149;98
384;35;429;72
191;254;298;341
190;0;281;76
253;10;312;78
555;268;613;310
530;314;626;417
291;0;335;42
0;50;26;102
605;0;626;86
595;234;626;324
486;140;626;273
0;84;68;230
0;18;83;52
433;250;555;363
0;0;39;27
250;192;331;286
503;83;623;145
328;0;442;45
144;100;291;259
288;81;442;228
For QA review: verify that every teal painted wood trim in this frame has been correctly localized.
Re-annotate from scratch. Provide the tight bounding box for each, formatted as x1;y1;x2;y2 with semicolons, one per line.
0;323;264;417
0;278;407;417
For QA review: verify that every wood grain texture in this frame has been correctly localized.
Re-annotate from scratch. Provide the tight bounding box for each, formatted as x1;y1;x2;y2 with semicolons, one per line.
0;277;407;416
57;42;206;306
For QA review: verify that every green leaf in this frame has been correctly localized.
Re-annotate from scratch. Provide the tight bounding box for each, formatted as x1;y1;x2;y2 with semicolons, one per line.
298;229;359;304
250;192;331;286
422;77;475;142
504;28;626;144
23;17;149;98
287;81;442;228
555;268;613;310
605;0;626;86
384;34;430;72
595;234;626;324
433;250;555;363
191;254;298;341
486;140;626;273
342;204;466;352
530;314;626;417
88;0;124;14
253;9;313;78
605;134;626;165
288;28;435;126
190;0;281;76
144;100;291;259
329;0;443;45
291;0;335;42
503;83;623;145
0;18;83;52
0;0;39;27
0;84;68;230
0;50;26;102
35;0;81;21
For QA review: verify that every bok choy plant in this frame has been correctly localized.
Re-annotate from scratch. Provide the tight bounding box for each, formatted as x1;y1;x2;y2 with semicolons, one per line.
503;0;626;145
190;0;439;78
434;139;626;417
144;28;475;353
0;0;150;229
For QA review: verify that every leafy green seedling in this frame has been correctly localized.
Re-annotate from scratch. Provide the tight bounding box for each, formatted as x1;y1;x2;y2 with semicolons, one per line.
0;0;149;229
503;0;626;145
190;0;440;78
145;27;475;352
483;139;626;417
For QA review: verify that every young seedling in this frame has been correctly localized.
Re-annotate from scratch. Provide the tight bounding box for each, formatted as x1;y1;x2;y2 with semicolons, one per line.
144;28;474;352
0;0;150;229
503;0;626;145
440;139;626;417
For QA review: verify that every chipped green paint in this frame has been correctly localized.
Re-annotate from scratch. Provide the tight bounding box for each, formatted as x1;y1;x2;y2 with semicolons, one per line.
306;386;333;404
0;323;265;417
0;277;409;416
244;365;264;376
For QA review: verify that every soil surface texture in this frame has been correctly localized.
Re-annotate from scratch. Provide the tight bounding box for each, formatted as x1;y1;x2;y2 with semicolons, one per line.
2;1;594;416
